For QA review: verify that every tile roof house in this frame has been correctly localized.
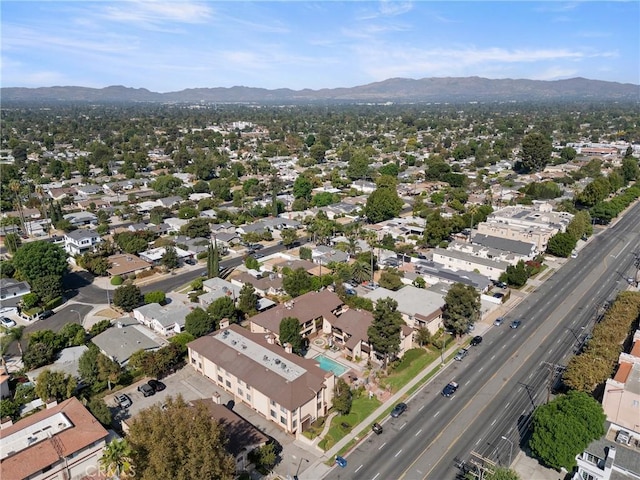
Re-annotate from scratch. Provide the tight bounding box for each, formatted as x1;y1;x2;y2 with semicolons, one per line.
601;329;640;435
133;302;193;336
187;324;336;436
0;397;109;480
249;289;344;342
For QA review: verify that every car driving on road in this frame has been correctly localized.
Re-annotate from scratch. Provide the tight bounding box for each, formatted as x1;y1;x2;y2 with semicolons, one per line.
494;317;504;326
470;336;483;346
510;320;522;329
454;348;469;361
442;381;459;397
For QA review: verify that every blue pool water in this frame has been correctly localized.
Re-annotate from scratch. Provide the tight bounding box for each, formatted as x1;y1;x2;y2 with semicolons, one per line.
314;354;350;376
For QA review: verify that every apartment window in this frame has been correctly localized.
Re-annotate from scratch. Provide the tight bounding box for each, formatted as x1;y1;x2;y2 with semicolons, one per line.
246;393;251;402
280;405;287;414
238;379;244;387
292;420;297;429
292;410;297;417
270;399;276;407
280;416;286;425
581;472;596;480
191;357;196;364
219;367;225;375
238;388;243;396
225;380;231;388
217;375;223;383
271;410;276;418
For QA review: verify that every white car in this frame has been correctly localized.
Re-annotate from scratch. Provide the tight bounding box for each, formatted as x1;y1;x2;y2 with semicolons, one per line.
0;317;17;328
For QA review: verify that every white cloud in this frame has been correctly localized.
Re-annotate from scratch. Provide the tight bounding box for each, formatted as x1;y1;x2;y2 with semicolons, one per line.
98;0;214;28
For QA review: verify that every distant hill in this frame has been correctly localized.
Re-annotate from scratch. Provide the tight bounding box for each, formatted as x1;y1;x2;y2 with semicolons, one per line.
2;77;638;104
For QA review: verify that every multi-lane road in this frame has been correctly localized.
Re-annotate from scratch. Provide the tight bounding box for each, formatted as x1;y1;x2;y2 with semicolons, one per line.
325;201;640;480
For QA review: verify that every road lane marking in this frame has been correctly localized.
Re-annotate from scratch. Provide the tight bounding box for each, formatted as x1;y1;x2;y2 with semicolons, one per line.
434;411;440;418
372;473;380;480
418;404;425;411
395;449;403;458
465;380;470;386
479;367;484;372
378;442;386;450
415;429;422;437
399;422;407;430
491;419;497;426
491;355;496;361
505;402;510;408
355;465;363;473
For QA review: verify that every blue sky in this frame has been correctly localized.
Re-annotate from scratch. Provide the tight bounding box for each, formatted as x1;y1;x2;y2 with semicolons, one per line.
2;1;639;92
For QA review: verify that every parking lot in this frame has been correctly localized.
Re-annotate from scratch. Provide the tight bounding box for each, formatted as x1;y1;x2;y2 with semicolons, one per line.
107;365;321;478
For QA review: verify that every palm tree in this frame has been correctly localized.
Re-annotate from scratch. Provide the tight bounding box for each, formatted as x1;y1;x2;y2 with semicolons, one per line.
351;261;372;284
100;438;134;479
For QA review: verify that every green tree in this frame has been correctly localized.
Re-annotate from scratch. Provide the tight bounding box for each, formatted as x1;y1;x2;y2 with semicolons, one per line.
23;341;56;369
501;260;529;287
333;378;353;415
351;261;372;284
364;176;403;223
520;132;552;172
546;232;576;258
161;246;179;271
621;157;639;182
180;218;212;238
113;284;143;312
100;438;134;479
379;269;403;290
253;442;277;470
4;233;21;255
443;283;480;336
127;396;235;480
237;283;258;318
88;397;113;427
280;228;299;248
12;240;68;284
415;327;432;347
31;275;64;304
485;467;521;480
367;297;404;367
207;296;236;323
185;308;214;338
151;175;183;196
529;391;605;471
34;369;77;401
279;316;303;354
577;177;611;207
292;175;314;200
283;267;313;298
423;212;451;247
144;291;166;305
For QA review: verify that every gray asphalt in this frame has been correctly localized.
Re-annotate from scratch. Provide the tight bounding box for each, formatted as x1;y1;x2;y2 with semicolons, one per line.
324;201;640;480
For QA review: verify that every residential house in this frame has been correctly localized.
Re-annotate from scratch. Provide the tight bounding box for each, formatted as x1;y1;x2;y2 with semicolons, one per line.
62;211;97;227
187;323;336;436
572;423;640;480
0;397;109;480
250;290;344;342
64;229;102;256
0;373;9;400
133;302;193;336
236;222;268;236
139;246;191;265
190;397;269;472
363;285;446;335
75;184;104;198
0;278;31;309
212;231;242;248
471;233;538;259
229;270;284;297
27;345;88;383
446;241;528;266
163;217;188;234
601;330;640;435
432;247;510;281
47;187;77;201
106;254;152;277
350;180;377;194
199;277;242;309
312;245;350;266
92;317;163;365
412;261;492;292
157;196;182;208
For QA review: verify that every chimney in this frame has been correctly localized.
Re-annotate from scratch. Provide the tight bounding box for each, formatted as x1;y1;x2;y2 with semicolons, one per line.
219;318;230;329
0;416;13;429
266;334;275;344
46;397;58;409
212;392;222;405
284;342;293;354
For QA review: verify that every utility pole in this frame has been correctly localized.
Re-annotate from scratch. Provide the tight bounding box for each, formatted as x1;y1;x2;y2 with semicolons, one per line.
542;361;565;403
467;451;496;480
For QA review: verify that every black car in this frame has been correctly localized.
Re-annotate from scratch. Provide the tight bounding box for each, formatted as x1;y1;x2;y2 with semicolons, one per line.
372;422;383;434
38;310;54;320
442;381;459;397
470;336;483;346
147;379;166;392
390;402;407;418
510;320;522;329
138;383;155;397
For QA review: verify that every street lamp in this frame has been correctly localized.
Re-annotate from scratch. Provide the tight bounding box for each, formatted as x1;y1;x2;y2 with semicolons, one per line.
294;457;308;480
501;435;514;467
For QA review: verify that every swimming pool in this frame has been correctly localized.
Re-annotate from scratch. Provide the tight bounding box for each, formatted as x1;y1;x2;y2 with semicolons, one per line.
314;354;350;376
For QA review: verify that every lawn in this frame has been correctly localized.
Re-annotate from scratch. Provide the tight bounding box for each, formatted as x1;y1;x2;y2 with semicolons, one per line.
318;395;381;451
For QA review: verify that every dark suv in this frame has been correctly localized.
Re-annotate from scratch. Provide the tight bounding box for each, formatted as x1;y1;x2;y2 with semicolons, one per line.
147;379;166;392
470;336;483;346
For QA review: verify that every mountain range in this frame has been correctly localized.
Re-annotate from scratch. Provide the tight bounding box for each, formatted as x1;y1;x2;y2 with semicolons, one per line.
2;77;639;104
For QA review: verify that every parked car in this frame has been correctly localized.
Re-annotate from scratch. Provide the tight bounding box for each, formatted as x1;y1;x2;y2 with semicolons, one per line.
115;393;132;409
390;402;407;418
185;258;196;265
510;320;522;329
454;348;469;361
38;310;54;320
470;336;483;346
494;317;504;326
335;456;347;468
442;381;459;397
138;383;155;397
372;422;383;434
0;317;17;328
147;379;166;392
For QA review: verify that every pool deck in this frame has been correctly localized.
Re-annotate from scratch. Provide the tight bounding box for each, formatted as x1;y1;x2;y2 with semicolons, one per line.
306;338;364;378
